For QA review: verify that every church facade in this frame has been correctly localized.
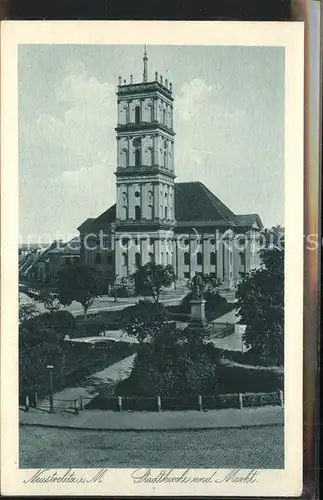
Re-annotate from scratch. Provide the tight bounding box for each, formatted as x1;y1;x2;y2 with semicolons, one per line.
78;49;263;289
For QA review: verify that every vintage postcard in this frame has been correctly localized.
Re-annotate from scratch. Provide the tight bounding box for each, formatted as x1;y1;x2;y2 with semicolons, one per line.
1;21;304;496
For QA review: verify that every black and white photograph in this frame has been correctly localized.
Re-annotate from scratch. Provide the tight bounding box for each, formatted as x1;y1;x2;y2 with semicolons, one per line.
1;21;304;497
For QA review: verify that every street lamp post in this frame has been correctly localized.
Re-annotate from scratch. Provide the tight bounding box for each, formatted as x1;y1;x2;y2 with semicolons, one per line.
46;365;54;413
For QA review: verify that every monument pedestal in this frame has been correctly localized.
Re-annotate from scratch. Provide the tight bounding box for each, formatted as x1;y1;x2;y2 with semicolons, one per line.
188;299;212;337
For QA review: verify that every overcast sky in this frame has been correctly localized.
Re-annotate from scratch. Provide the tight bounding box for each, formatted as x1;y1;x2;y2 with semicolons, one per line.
19;44;285;243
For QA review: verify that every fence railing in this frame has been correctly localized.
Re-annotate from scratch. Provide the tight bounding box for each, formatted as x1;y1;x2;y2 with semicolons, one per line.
22;393;80;414
21;390;284;414
83;390;284;412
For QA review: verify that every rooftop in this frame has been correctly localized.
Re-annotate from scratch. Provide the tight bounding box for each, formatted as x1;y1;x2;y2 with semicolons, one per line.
77;181;263;233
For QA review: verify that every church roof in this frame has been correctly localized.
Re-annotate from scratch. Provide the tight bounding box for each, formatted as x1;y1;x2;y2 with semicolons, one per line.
174;182;235;223
77;181;263;232
95;204;116;224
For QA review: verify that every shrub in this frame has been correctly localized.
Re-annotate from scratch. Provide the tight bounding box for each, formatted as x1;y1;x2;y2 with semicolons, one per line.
110;286;132;298
75;318;107;337
217;364;283;393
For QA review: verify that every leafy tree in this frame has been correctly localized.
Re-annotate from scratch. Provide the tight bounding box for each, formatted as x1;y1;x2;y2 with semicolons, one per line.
19;302;40;324
235;247;284;365
133;262;176;303
57;265;102;318
38;289;61;314
122;299;170;343
116;324;219;397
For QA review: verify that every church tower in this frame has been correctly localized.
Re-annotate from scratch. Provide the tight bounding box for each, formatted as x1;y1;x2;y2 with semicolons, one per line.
114;46;176;281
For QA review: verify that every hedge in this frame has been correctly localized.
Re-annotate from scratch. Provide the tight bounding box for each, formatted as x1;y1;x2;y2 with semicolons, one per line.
82;391;282;412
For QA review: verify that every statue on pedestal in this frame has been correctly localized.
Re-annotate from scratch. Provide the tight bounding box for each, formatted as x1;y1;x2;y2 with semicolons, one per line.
191;272;204;300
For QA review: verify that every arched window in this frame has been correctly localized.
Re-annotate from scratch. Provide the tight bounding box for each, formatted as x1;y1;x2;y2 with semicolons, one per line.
135;252;141;268
121;149;129;168
122;252;128;267
148;205;153;219
164;206;168;219
135;205;141;220
147;104;153;122
184;252;190;265
163;108;166;125
107;253;113;265
95;253;102;264
240;251;245;266
149;252;154;262
210;251;217;266
197;252;203;266
164;140;168;168
122;206;128;219
122;106;129;124
148;147;154;166
135;149;141;166
135;105;140;124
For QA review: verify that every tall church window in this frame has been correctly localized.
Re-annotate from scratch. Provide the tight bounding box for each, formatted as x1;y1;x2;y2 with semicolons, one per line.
135;149;141;166
240;251;245;266
148;147;154;166
121;149;129;168
164;140;168;168
210;251;217;266
184;252;190;266
135;105;140;124
164;206;168;219
147;104;153;122
133;137;141;166
95;253;102;264
148;205;153;219
135;252;141;268
135;205;141;220
149;252;154;262
197;252;203;266
163;108;166;125
122;206;128;219
122;252;128;267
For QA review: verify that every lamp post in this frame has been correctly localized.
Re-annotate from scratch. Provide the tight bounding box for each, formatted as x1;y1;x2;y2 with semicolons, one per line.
46;364;54;413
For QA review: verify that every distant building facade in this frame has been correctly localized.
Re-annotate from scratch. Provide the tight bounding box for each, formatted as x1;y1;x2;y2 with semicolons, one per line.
20;237;81;286
78;49;263;289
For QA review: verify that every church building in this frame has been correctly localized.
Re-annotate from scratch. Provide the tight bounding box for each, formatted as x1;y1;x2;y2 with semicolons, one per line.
78;48;263;289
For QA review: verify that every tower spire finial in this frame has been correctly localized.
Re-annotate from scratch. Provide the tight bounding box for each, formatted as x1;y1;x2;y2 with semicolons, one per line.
143;45;148;83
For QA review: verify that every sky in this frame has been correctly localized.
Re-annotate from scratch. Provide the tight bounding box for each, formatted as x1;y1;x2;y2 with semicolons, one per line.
19;44;285;243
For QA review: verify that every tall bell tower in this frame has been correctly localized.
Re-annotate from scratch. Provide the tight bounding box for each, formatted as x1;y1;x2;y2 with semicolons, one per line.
114;46;176;281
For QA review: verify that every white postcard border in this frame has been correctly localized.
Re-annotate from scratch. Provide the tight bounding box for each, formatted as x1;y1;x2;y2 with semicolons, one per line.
1;20;304;497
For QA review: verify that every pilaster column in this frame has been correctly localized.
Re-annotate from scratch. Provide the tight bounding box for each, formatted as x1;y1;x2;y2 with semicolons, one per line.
128;242;136;276
142;183;148;218
141;238;149;266
129;184;135;219
117;138;122;168
114;237;121;281
222;238;230;284
154;239;161;265
154;134;159;165
116;184;121;219
202;236;211;275
117;100;121;125
153;183;160;219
